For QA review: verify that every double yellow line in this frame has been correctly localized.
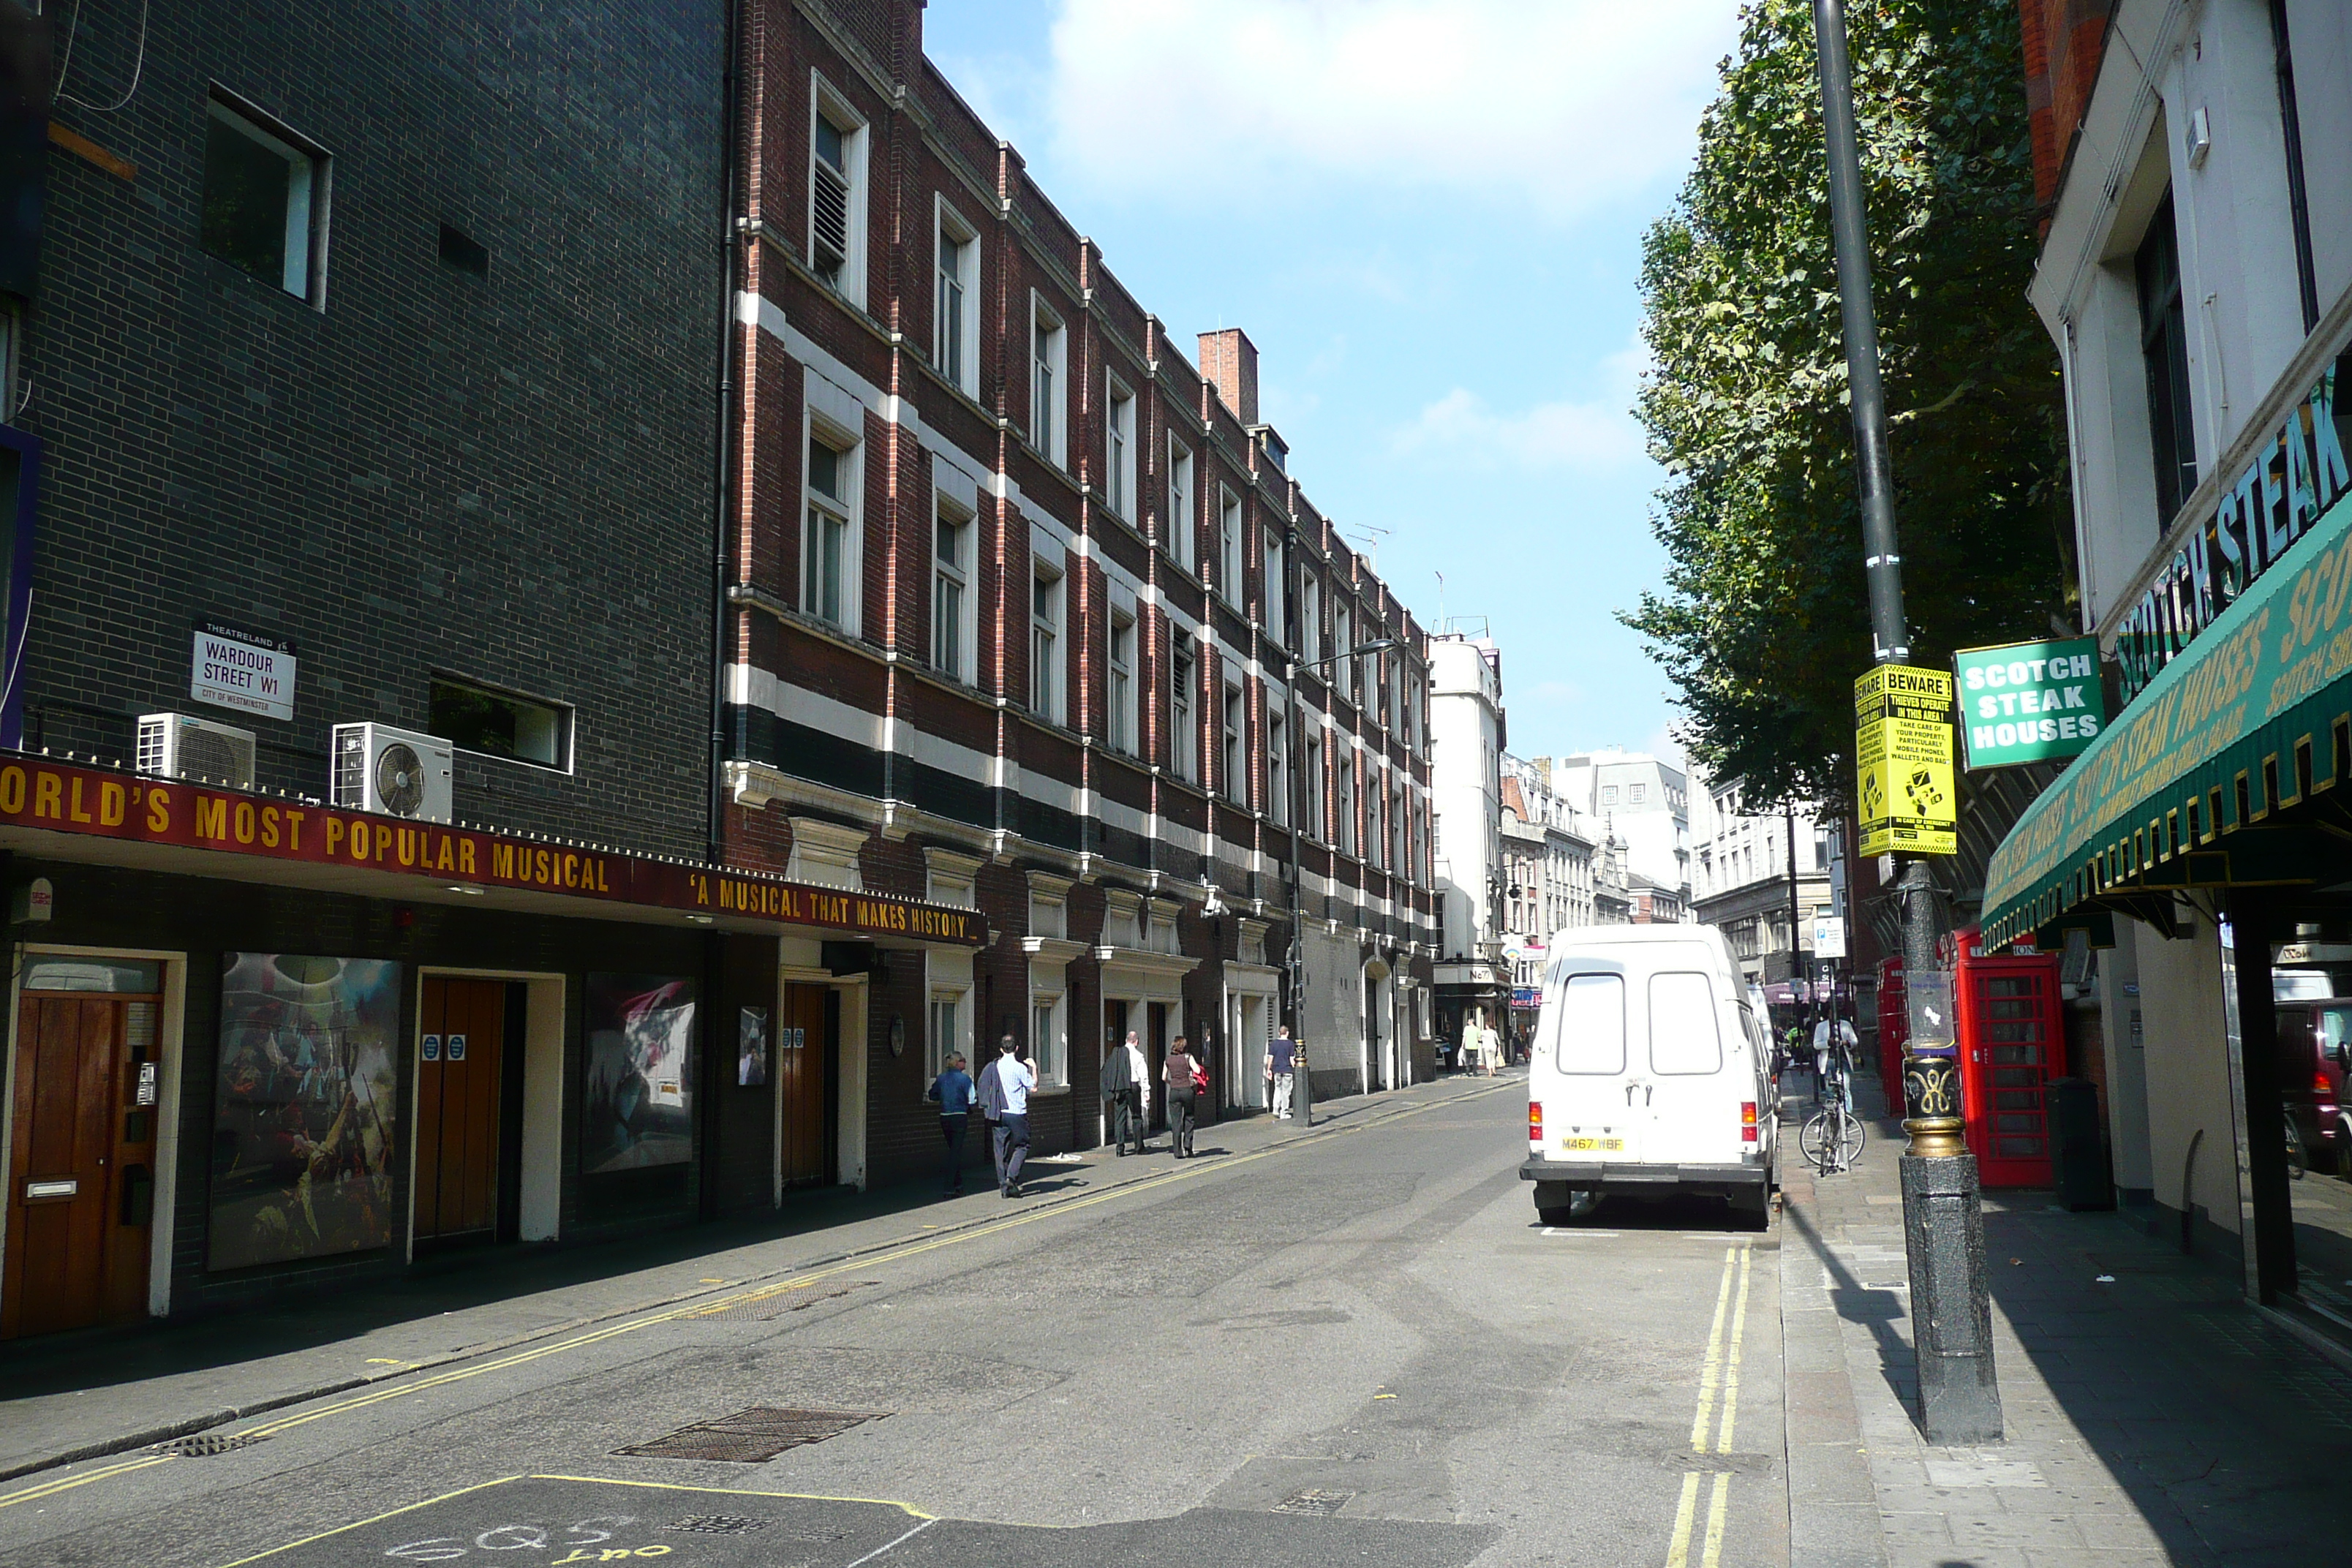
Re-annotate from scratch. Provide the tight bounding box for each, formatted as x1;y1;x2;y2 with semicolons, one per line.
1;1077;1518;1515
1667;1243;1752;1568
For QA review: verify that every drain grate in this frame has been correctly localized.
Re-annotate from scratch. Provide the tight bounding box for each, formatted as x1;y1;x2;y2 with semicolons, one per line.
153;1433;269;1458
1271;1488;1354;1517
662;1516;768;1534
614;1407;887;1463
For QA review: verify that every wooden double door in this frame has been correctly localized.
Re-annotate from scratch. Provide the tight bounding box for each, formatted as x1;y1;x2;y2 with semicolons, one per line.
415;978;524;1245
5;987;161;1338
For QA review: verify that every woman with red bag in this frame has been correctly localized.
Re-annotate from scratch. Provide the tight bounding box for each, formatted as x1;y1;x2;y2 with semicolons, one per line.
1164;1035;1203;1159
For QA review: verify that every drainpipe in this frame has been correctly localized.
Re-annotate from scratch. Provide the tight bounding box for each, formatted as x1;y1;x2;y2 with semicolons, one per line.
706;0;745;867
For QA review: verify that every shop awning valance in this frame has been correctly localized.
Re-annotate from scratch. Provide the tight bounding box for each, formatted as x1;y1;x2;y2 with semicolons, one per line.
1983;489;2352;946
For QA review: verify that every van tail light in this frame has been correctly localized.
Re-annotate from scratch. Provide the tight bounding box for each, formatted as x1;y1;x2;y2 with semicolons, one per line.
1741;1101;1759;1143
2317;1070;2336;1100
1529;1101;1543;1143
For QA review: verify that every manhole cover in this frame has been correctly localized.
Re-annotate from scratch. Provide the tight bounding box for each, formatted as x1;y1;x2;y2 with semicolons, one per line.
662;1516;768;1534
614;1407;887;1463
1272;1488;1354;1517
152;1433;268;1458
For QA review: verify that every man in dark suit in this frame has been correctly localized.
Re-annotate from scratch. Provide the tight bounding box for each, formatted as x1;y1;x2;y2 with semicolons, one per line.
1101;1029;1148;1156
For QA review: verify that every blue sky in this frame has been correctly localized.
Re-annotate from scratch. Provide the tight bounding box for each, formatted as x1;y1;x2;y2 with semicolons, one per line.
921;0;1746;766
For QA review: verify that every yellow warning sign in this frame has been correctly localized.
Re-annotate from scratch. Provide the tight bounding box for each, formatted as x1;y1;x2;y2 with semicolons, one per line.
1856;665;1956;857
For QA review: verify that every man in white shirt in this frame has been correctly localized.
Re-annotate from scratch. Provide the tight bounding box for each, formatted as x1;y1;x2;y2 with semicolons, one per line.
992;1035;1036;1198
1812;1014;1859;1088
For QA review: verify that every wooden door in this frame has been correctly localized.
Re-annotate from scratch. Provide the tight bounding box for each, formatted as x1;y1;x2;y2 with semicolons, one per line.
4;992;157;1338
778;984;829;1186
415;978;505;1240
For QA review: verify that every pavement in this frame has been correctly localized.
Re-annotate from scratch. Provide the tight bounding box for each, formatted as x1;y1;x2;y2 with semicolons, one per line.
1780;1071;2352;1567
0;1081;1480;1482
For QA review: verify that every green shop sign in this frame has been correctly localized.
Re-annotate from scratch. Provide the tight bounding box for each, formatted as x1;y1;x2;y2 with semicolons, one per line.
1955;638;2105;769
1981;482;2352;944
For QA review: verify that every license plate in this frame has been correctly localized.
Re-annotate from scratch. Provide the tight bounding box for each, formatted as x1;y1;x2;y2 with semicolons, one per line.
1561;1136;1623;1153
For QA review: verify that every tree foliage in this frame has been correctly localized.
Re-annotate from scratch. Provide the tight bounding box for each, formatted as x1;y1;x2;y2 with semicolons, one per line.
1627;0;2072;809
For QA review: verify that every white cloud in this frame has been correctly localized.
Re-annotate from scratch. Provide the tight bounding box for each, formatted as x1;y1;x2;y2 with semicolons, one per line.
1391;333;1651;470
1043;0;1739;217
1392;387;1640;469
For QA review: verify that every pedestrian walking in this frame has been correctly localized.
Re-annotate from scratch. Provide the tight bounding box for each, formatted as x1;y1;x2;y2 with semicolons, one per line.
1102;1029;1150;1155
924;1052;976;1195
1164;1034;1201;1158
976;1042;1007;1190
1267;1025;1297;1120
991;1034;1036;1197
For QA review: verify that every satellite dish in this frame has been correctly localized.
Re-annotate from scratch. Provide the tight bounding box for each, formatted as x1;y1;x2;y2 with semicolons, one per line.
376;742;426;816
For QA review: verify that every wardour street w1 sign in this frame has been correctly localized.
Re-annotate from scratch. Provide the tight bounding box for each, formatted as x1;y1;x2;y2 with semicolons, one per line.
1954;638;2105;769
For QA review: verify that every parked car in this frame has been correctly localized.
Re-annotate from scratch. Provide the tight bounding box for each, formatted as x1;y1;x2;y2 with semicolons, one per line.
2274;995;2352;1176
1521;924;1776;1227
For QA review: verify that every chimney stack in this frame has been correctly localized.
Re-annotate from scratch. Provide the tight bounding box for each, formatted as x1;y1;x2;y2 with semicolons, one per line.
1198;328;1259;426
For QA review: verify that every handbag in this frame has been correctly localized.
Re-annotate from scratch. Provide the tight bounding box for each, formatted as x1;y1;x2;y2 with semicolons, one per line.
1193;1064;1210;1094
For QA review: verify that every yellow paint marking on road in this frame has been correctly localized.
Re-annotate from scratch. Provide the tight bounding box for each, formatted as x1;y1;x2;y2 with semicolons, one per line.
0;1452;175;1511
529;1475;933;1518
210;1477;526;1567
1700;1472;1730;1567
1715;1244;1754;1453
1663;1471;1701;1568
1688;1245;1738;1451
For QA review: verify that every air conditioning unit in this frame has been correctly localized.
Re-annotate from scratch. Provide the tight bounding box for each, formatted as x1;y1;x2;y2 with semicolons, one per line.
137;712;257;791
331;723;453;823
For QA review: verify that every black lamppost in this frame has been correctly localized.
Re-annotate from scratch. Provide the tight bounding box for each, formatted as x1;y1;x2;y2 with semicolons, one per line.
1283;636;1399;1130
1811;0;2000;1444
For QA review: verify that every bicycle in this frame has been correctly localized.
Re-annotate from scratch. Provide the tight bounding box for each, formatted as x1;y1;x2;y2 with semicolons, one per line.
1800;1041;1864;1175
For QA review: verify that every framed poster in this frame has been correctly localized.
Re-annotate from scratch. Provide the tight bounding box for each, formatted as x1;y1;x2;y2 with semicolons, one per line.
738;1006;769;1087
581;974;696;1175
208;954;402;1270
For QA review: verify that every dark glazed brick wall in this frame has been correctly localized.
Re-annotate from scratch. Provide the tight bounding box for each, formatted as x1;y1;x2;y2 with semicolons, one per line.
20;1;725;859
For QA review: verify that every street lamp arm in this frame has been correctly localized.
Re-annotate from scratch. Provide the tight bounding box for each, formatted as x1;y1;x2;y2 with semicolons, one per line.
1286;638;1400;679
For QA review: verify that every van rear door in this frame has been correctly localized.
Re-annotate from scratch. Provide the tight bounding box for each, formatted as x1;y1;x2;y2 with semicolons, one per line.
1541;961;1642;1166
1640;963;1740;1166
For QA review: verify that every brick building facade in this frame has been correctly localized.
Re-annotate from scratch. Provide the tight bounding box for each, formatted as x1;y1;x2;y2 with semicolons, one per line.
715;0;1441;1185
0;1;988;1341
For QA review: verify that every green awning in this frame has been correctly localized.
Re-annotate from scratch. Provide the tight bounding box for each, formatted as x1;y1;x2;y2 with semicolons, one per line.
1982;490;2352;945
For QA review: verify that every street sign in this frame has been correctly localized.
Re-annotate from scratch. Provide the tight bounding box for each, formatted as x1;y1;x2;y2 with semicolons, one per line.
1813;915;1847;958
1953;637;2103;769
1855;664;1956;858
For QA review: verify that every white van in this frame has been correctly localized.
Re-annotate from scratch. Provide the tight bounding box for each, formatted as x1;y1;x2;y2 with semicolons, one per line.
1520;924;1776;1226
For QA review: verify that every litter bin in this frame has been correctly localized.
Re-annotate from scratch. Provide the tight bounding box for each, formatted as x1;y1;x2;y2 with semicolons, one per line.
2049;1077;2112;1211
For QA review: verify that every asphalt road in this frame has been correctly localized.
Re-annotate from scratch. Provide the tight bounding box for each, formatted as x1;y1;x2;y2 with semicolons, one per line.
0;1077;1788;1568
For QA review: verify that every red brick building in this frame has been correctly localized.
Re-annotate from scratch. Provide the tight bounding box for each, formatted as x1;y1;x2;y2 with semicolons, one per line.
714;0;1441;1186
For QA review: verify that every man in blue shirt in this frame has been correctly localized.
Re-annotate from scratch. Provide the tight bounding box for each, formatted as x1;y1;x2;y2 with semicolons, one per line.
925;1052;976;1196
991;1035;1036;1198
1267;1026;1297;1120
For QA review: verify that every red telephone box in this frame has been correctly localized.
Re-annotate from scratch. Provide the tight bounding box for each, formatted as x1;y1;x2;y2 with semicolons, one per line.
1952;927;2065;1188
1876;956;1907;1091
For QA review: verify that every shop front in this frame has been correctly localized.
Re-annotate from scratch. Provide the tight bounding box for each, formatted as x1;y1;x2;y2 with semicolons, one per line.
0;755;983;1339
1982;407;2352;1303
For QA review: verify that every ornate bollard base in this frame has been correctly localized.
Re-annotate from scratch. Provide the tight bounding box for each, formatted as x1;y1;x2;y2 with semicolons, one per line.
1899;1149;2004;1444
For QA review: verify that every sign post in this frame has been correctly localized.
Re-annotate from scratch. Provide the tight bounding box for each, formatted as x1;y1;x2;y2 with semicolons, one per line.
1813;0;1999;1444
